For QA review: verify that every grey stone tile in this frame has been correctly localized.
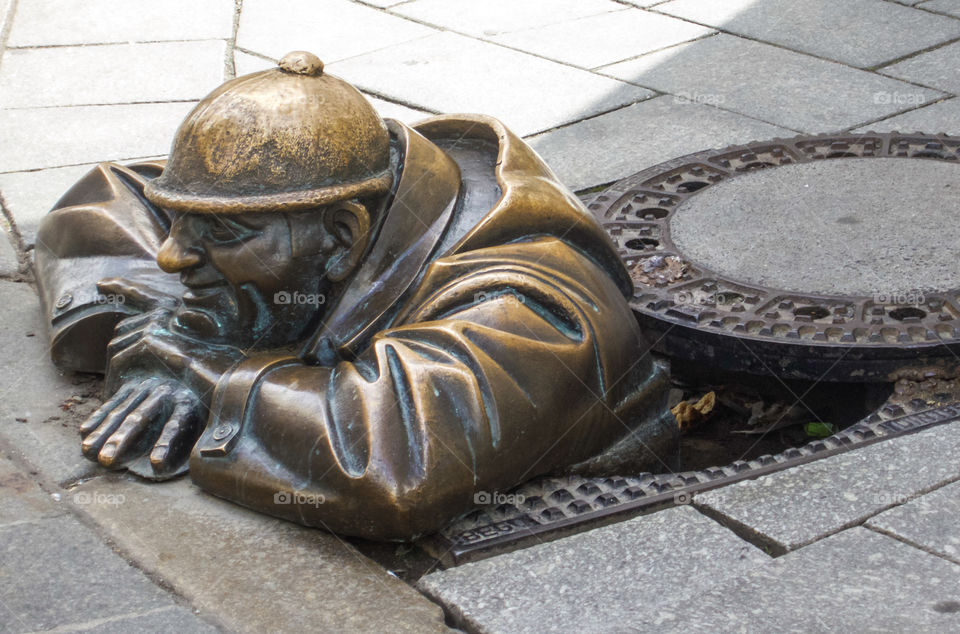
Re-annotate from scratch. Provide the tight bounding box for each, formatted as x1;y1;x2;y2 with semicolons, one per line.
7;0;234;46
600;34;945;133
237;0;436;63
0;229;18;276
360;0;408;7
0;164;97;248
528;96;793;191
867;480;960;564
698;422;960;552
51;607;219;634
72;477;449;633
923;0;960;17
392;0;624;38
0;516;174;632
233;51;432;124
0;102;194;173
852;97;960;133
418;505;769;634
641;528;960;632
0;281;104;486
0;42;226;109
0;450;62;527
656;0;960;67
490;8;713;69
330;32;654;136
881;41;960;94
0;0;10;41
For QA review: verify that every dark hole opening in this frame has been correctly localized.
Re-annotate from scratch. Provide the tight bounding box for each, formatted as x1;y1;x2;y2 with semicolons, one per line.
794;305;831;320
625;237;660;250
677;180;709;193
889;307;927;321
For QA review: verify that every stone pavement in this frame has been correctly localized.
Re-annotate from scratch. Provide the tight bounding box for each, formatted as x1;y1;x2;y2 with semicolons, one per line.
2;0;960;632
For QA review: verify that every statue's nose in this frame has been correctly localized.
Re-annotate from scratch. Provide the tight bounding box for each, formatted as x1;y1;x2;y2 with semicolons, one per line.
157;237;201;273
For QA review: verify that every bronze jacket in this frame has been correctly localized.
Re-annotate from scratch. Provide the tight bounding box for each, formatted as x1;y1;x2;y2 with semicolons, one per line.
36;115;671;540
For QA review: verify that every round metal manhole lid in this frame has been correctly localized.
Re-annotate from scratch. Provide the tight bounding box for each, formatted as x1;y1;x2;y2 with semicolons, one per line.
588;132;960;380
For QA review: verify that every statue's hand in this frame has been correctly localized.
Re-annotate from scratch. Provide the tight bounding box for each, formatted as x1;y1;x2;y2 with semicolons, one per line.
80;377;202;474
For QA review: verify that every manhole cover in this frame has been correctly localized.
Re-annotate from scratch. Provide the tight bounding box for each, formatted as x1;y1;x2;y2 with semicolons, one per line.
586;132;960;381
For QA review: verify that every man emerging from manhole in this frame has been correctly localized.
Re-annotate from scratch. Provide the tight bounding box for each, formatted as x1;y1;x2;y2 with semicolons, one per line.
36;52;673;539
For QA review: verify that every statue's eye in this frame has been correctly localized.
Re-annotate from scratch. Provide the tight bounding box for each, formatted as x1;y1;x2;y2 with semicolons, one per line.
206;217;254;244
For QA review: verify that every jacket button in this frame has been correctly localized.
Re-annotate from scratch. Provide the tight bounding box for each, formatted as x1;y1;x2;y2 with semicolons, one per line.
212;424;235;441
55;293;73;310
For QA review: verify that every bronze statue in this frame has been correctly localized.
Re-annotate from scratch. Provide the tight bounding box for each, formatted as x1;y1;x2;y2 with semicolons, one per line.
35;52;674;539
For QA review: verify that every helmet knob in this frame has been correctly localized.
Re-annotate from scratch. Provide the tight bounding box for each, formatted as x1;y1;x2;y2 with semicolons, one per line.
279;51;324;76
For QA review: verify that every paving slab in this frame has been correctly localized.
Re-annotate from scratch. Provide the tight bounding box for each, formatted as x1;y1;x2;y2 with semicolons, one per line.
237;0;436;63
6;0;235;46
418;505;769;634
656;0;960;68
0;229;18;276
0;164;97;248
0;448;62;527
867;480;960;564
490;8;713;69
670;157;960;295
329;32;655;136
852;97;960;133
641;528;960;632
881;40;960;94
48;607;220;634
697;421;960;552
0;41;226;109
0;516;186;632
923;0;960;17
233;51;432;123
71;476;449;634
528;95;792;191
391;0;622;38
0;281;104;486
0;102;194;173
600;34;945;133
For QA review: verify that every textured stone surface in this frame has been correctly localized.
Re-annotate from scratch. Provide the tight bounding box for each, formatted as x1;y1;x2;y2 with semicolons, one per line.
670;157;960;295
330;32;654;136
528;95;792;191
392;0;621;38
0;448;62;527
7;0;235;46
600;34;944;133
0;516;177;632
698;422;960;552
72;476;450;634
48;607;221;634
418;506;769;634
0;102;194;173
641;528;960;632
657;0;960;67
0;229;18;276
237;0;436;62
0;281;103;486
853;98;960;133
0;164;97;247
490;8;713;69
923;0;960;17
0;41;226;108
867;480;960;564
881;41;960;95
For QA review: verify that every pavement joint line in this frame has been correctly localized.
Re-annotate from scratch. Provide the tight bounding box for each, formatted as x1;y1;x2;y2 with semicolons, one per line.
865;523;960;567
0;154;165;176
589;30;720;72
0;99;201;111
842;94;958;132
0;191;29;273
225;0;243;80
871;34;960;70
645;4;960;70
4;38;232;51
0;0;18;74
26;606;196;634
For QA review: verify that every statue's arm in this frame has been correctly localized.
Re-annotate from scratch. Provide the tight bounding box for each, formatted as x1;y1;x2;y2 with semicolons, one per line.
190;244;647;539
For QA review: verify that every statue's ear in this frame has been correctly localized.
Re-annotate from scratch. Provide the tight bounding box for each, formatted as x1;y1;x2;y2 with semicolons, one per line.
323;201;371;282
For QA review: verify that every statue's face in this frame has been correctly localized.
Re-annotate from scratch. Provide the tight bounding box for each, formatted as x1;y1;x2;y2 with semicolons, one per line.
156;212;331;348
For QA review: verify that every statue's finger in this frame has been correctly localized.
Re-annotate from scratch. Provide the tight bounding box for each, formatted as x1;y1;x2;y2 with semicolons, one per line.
98;385;173;467
96;278;178;310
79;386;133;436
81;388;149;460
150;400;201;472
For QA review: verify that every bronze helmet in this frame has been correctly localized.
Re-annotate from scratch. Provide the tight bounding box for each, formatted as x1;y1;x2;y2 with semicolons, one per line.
144;51;392;214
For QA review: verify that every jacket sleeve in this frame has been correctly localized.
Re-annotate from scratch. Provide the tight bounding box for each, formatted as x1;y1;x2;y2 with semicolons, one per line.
189;240;664;540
